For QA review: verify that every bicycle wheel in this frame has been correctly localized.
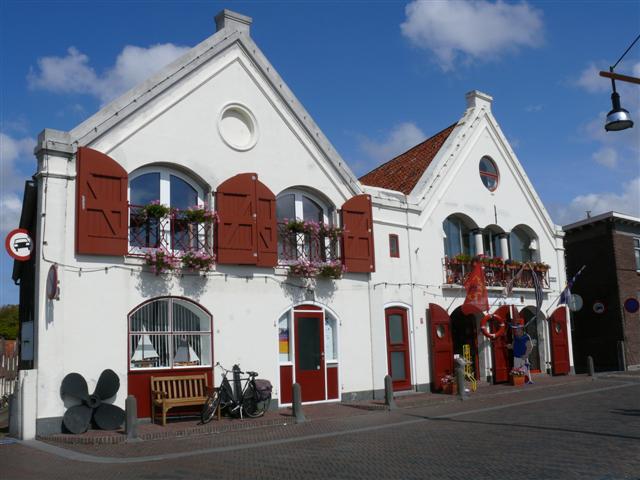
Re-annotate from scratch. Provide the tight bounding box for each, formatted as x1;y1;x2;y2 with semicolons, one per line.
242;384;270;418
200;390;220;424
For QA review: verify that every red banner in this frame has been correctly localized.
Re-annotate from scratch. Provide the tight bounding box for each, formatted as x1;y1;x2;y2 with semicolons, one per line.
463;262;489;313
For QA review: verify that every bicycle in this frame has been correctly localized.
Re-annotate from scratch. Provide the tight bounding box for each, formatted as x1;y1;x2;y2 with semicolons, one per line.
201;363;272;424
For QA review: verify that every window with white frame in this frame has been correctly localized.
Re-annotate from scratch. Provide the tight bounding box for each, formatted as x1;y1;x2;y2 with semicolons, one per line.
324;314;338;362
509;226;539;262
443;215;474;257
129;167;206;251
276;189;336;262
634;237;640;271
129;298;212;370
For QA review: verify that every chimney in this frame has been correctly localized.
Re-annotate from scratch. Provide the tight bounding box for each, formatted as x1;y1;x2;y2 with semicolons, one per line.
215;9;252;35
466;90;493;111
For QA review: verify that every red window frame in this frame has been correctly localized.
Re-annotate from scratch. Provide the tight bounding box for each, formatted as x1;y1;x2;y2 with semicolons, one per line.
389;234;400;258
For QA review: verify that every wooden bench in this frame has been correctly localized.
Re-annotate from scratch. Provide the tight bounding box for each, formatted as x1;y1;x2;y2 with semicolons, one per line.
150;373;219;426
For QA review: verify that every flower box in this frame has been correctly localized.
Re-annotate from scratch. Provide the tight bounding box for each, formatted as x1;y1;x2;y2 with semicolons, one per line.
510;374;526;386
442;383;458;395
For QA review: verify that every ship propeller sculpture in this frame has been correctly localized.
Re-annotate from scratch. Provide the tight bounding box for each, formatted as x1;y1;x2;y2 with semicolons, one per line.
60;369;125;434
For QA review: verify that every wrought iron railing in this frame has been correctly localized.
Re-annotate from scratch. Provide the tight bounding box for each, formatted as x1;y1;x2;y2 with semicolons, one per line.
443;257;550;289
277;223;341;265
128;205;215;256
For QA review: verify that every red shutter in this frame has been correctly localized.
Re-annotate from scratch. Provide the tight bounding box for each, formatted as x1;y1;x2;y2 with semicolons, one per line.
76;147;128;256
429;303;453;392
256;181;277;267
549;306;570;375
341;194;375;273
216;173;258;265
491;305;512;384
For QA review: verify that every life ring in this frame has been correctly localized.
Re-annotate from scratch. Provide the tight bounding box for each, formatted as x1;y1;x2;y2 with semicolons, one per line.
480;312;507;339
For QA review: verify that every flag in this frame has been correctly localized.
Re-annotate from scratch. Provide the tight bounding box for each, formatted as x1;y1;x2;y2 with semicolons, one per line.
559;265;586;306
503;263;525;298
463;262;489;313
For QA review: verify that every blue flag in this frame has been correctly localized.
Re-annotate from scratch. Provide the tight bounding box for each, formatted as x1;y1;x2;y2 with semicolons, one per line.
559;265;586;306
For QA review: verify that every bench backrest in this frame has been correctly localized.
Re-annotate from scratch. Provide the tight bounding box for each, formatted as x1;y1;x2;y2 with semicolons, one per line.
151;374;208;400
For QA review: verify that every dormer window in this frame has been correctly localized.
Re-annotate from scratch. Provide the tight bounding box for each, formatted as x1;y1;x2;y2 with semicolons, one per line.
479;156;499;191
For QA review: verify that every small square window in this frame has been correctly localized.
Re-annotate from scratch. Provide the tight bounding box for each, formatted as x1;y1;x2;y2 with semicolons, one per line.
389;234;400;258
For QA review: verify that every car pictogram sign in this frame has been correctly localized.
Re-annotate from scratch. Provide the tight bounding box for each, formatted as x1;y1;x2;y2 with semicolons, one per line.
5;228;33;261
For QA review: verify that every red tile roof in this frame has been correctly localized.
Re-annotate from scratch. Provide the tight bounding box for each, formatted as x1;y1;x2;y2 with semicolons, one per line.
359;123;457;195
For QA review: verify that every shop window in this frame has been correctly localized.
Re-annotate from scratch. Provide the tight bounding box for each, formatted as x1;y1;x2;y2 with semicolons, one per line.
389;234;400;258
278;312;292;363
479;156;499;191
129;298;212;370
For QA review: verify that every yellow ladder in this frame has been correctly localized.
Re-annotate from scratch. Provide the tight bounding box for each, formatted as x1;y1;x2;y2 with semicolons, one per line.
463;344;477;392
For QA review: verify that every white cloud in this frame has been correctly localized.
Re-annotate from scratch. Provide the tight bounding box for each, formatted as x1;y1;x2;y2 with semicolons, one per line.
575;62;609;93
0;133;35;235
525;104;543;113
592;147;618;168
401;0;544;70
359;122;425;164
28;43;190;104
552;177;640;225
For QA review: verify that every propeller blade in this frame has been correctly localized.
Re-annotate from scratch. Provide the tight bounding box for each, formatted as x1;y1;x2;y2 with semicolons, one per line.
93;403;125;431
60;373;89;402
94;369;120;400
62;404;92;434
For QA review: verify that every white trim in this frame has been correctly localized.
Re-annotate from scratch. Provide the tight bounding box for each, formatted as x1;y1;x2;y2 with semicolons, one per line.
217;102;259;151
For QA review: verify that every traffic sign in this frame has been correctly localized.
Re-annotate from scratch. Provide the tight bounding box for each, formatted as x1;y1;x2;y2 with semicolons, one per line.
593;301;606;314
5;228;32;261
624;297;639;314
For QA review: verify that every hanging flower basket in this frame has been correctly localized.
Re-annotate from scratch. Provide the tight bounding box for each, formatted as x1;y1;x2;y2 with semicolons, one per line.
317;261;345;279
175;206;218;224
144;249;180;275
181;251;216;271
287;259;320;278
143;200;171;219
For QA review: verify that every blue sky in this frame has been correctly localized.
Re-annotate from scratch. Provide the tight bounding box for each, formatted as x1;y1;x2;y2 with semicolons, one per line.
1;0;639;305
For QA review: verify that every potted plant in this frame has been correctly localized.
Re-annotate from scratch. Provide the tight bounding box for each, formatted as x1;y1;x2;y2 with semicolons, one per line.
143;200;171;219
510;367;526;386
282;218;306;233
441;374;457;394
175;205;218;224
318;261;345;279
287;259;320;278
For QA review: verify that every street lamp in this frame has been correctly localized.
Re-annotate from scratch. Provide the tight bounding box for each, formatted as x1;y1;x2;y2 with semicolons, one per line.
600;33;640;132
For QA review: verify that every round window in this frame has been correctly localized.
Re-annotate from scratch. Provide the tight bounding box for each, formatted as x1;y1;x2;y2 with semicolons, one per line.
436;325;446;338
218;104;258;151
479;156;499;191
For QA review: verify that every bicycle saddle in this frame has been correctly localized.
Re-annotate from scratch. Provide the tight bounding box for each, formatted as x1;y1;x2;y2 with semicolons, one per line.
246;371;258;377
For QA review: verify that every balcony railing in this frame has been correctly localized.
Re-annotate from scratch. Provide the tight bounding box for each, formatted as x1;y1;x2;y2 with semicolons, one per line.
444;257;550;289
128;205;215;256
277;222;341;265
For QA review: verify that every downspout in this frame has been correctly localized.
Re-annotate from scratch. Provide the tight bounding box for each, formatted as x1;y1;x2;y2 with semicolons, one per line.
405;197;419;391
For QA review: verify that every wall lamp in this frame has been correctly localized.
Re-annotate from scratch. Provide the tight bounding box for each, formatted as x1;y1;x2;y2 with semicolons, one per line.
599;33;640;132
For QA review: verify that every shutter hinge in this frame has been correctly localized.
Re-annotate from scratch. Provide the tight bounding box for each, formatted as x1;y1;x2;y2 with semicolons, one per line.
82;195;86;210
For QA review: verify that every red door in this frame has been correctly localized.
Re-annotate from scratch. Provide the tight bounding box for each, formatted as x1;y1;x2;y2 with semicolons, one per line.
429;304;454;392
491;305;513;384
294;310;325;402
550;306;570;375
385;308;411;391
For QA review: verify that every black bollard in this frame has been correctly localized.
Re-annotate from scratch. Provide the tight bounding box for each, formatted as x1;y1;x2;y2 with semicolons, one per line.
292;383;306;424
125;395;138;441
587;356;595;378
384;375;397;410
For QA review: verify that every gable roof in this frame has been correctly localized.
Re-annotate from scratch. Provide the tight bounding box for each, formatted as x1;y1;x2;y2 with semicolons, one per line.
359;123;457;195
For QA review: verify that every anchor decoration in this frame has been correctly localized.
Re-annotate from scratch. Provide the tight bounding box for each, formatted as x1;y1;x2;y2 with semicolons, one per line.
60;369;125;434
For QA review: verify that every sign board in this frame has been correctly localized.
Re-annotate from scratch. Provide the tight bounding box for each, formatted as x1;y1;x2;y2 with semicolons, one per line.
624;297;639;314
20;321;34;361
593;301;606;314
5;228;32;261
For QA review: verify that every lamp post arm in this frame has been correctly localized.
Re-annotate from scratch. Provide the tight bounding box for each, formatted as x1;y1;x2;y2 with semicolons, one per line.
599;71;640;86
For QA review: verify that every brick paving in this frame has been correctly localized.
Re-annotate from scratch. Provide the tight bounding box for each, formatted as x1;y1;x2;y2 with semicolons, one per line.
2;373;639;479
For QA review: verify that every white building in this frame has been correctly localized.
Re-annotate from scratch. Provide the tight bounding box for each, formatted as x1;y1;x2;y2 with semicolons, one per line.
10;10;572;438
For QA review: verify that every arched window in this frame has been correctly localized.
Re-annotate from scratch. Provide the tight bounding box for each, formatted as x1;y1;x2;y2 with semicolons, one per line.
128;298;212;370
129;167;207;252
276;189;336;263
482;226;504;258
509;225;538;262
443;215;475;257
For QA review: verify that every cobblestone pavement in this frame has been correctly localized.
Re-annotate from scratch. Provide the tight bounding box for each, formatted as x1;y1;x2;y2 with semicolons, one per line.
2;375;639;479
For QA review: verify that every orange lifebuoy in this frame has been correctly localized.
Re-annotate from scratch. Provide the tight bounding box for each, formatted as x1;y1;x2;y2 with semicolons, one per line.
480;312;507;339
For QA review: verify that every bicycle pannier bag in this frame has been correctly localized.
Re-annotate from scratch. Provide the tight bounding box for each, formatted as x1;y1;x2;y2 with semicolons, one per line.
254;379;273;401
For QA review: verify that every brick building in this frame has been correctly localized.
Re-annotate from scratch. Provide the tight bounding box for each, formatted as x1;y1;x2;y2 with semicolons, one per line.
563;212;640;372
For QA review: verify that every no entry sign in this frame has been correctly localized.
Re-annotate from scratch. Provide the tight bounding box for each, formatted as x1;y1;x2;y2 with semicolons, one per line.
5;228;33;261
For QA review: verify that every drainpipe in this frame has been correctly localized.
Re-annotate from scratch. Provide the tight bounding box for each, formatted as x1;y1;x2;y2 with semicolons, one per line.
405;199;418;392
